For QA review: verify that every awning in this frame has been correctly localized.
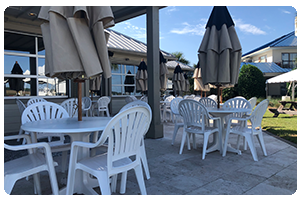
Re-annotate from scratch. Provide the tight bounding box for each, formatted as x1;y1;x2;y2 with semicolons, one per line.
266;69;298;84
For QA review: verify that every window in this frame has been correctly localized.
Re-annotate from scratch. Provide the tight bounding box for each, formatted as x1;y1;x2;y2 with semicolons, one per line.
282;53;297;69
259;55;267;63
111;64;141;96
4;30;67;98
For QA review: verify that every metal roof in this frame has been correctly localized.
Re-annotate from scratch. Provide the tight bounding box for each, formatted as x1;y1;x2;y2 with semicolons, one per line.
242;31;296;57
240;62;291;74
166;61;194;71
106;29;176;60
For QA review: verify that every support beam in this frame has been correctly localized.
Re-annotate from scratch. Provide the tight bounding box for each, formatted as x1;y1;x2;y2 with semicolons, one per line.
146;6;163;138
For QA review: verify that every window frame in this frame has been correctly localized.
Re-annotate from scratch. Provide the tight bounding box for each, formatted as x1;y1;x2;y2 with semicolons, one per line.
4;30;68;99
281;52;297;69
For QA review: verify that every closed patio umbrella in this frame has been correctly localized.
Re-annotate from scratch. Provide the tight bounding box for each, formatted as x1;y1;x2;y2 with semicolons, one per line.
192;61;210;96
172;63;186;96
159;51;169;92
124;70;135;94
198;6;242;108
9;61;24;95
136;60;148;94
38;6;114;120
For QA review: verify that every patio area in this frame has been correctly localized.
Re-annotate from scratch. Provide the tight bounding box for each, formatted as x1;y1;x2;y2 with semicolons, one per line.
8;121;297;195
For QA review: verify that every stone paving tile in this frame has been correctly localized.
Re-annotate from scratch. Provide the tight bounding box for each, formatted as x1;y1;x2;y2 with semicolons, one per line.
6;123;297;195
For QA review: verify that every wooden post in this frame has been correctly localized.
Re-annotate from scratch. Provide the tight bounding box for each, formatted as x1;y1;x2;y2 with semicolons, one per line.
74;79;85;121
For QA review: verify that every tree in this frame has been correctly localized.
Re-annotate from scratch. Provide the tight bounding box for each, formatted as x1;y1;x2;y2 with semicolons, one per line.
172;51;190;65
237;64;265;99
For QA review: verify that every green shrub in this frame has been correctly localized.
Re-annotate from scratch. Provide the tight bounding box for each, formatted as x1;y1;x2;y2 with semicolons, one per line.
237;64;265;99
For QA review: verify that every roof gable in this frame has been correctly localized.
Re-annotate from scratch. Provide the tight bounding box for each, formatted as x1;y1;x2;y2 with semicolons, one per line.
242;31;296;57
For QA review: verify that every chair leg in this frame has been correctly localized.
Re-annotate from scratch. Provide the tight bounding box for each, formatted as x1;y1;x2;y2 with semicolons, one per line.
202;133;210;160
97;172;111;195
120;172;127;194
244;134;258;161
134;164;147;195
257;132;267;156
140;144;150;179
179;131;187;154
172;124;180;145
4;176;17;194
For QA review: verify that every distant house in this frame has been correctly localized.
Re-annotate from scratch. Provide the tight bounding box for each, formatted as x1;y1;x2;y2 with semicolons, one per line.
241;31;297;97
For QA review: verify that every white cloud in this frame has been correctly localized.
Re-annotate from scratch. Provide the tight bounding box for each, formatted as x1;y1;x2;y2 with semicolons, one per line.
170;22;206;36
282;10;291;14
234;19;266;35
165;6;178;14
122;22;146;40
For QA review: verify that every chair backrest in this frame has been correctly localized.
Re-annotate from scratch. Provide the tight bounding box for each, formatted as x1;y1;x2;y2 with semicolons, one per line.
165;95;175;102
82;97;92;110
140;95;148;102
96;106;151;175
248;97;257;110
178;99;210;132
22;102;69;124
223;97;252;118
199;97;217;108
250;99;269;129
170;98;183;115
60;98;78;118
97;96;111;108
207;94;217;102
16;99;26;115
193;96;201;101
223;97;251;109
125;95;137;103
120;100;152;120
27;97;47;106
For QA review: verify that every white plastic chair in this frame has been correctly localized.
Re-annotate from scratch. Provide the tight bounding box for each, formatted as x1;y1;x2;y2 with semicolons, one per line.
119;100;152;181
199;97;217;108
125;95;137;103
93;96;111;117
66;106;151;195
82;97;92;117
178;99;221;159
223;99;269;161
162;95;175;122
207;94;217;102
22;102;71;173
140;95;148;102
4;134;59;195
61;98;79;118
27;97;47;106
170;98;183;145
248;97;257;110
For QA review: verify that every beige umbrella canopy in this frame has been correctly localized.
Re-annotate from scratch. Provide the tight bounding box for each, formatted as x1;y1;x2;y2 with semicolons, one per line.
136;60;148;94
192;61;210;95
38;6;114;120
198;6;242;107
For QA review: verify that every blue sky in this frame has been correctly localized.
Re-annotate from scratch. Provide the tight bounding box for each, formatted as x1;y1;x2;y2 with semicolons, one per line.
111;6;297;66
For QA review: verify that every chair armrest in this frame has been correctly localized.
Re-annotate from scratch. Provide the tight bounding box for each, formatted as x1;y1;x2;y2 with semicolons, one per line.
4;134;32;144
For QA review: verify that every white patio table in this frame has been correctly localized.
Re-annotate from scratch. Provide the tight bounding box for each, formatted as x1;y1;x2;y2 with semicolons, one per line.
21;116;112;195
206;107;252;155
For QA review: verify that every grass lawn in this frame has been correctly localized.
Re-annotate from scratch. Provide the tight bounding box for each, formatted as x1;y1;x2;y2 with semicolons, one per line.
261;109;297;144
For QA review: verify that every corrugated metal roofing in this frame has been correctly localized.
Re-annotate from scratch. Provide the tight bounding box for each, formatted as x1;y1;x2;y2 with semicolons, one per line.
106;29;176;60
240;62;291;74
166;61;194;71
242;31;296;57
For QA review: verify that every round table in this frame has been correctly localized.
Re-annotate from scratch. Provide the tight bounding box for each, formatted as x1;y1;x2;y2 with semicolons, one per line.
206;107;252;154
21;117;112;195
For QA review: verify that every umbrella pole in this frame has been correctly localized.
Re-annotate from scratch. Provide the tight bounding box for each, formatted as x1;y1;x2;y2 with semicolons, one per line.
217;85;221;109
74;79;85;121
